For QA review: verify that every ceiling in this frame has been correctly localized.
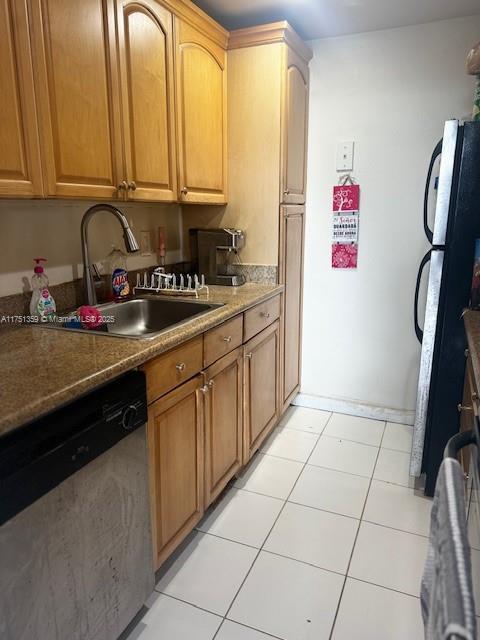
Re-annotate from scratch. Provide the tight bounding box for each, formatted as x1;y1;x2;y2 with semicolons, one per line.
193;0;480;40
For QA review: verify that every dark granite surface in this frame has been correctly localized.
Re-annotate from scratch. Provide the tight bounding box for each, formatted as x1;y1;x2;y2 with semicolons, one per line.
0;284;283;438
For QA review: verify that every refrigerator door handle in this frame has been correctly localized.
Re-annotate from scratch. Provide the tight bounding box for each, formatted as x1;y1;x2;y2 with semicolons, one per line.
424;139;443;244
414;249;432;344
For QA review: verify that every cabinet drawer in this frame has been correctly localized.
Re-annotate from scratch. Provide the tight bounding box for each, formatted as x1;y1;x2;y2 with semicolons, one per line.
204;316;243;367
143;336;203;404
243;295;281;343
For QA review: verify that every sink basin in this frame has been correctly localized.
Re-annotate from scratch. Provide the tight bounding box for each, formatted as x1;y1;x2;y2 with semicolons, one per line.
40;297;224;339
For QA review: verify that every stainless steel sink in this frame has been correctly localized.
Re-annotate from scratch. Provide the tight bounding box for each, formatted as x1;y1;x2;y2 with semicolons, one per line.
39;297;224;339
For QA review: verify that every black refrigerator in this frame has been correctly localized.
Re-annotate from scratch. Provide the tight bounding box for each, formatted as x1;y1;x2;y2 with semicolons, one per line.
412;120;480;497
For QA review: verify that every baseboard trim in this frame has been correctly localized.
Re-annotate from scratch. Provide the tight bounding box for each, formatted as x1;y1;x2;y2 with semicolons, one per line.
293;393;415;426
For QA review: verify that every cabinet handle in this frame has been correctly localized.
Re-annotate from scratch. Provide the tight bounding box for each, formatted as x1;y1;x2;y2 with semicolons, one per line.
181;187;188;195
261;311;271;319
465;348;470;358
176;362;186;372
223;336;232;343
117;180;128;191
128;180;137;191
208;380;214;388
245;352;252;359
458;403;473;413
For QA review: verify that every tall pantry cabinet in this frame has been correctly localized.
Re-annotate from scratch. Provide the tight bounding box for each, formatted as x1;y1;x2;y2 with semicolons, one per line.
228;22;312;412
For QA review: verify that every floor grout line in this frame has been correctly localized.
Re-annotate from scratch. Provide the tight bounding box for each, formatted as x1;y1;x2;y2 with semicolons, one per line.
360;519;430;539
220;619;285;639
212;413;335;639
145;413;425;640
197;503;430;554
154;592;224;619
346;575;422;600
320;432;384;448
328;421;386;640
299;459;376;480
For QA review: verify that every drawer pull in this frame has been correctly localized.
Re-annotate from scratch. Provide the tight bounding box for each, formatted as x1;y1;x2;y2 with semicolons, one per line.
223;336;232;343
260;311;271;319
176;362;186;372
458;403;473;413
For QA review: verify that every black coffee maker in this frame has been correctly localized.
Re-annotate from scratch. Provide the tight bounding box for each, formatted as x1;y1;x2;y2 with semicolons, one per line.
189;228;246;286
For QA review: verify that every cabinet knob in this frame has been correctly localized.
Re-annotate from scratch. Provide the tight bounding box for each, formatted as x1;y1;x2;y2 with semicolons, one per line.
223;336;232;343
176;362;186;372
245;352;252;359
117;180;128;191
208;380;215;388
261;311;271;319
128;180;137;191
181;187;188;195
200;384;209;394
465;348;470;358
284;189;290;196
458;403;473;413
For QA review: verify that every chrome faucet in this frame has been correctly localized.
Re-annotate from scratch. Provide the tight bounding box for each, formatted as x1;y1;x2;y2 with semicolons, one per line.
81;204;139;305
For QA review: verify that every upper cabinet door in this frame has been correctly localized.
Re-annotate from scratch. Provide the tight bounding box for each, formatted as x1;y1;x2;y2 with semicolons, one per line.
116;0;177;202
0;0;43;197
175;18;227;204
281;47;309;205
30;0;123;199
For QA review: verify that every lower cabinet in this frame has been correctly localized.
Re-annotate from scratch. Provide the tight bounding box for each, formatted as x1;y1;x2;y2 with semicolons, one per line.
204;348;243;507
148;375;204;569
146;298;282;569
243;321;281;463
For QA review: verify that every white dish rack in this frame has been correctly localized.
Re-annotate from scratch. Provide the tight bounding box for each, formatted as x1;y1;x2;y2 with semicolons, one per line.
134;268;209;298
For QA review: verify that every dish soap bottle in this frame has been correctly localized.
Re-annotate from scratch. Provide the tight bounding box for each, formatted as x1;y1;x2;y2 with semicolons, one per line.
30;258;56;320
107;245;130;300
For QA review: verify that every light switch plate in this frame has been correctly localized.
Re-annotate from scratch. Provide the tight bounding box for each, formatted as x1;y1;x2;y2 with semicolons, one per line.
336;141;354;171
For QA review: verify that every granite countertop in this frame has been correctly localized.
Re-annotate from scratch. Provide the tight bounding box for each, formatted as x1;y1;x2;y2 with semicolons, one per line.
464;309;480;387
0;284;283;438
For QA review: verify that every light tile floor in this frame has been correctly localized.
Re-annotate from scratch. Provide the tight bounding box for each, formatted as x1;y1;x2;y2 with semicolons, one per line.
127;409;430;640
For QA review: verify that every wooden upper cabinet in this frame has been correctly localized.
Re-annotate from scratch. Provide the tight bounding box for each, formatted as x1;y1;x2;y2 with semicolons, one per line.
0;0;43;197
30;0;123;199
116;0;177;201
281;46;309;205
175;18;227;204
280;206;305;408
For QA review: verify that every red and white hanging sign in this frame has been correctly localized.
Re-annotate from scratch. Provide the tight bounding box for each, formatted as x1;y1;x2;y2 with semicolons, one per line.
332;184;360;212
332;182;360;269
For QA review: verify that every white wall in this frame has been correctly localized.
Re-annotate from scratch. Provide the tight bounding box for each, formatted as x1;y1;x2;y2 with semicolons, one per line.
300;15;480;420
0;201;183;296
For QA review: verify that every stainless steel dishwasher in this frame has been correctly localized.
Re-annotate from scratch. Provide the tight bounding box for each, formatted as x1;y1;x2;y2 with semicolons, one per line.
0;371;154;640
